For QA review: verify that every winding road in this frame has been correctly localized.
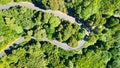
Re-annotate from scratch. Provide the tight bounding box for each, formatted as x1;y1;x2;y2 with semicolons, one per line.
0;2;91;57
0;2;77;23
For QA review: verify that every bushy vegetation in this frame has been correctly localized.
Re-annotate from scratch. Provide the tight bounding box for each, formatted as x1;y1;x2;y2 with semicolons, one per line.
0;11;20;51
0;40;111;68
32;0;120;19
0;0;11;4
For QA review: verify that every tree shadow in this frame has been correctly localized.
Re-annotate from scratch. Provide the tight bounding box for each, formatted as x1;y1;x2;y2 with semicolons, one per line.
4;39;37;55
4;43;17;55
31;0;46;9
67;8;75;16
75;18;88;29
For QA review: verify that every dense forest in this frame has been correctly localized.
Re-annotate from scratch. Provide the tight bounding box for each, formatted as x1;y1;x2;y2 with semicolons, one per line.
0;0;120;68
0;6;86;50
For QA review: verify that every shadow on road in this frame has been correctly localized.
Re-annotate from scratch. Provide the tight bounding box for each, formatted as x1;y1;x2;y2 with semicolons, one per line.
4;39;36;55
4;43;17;55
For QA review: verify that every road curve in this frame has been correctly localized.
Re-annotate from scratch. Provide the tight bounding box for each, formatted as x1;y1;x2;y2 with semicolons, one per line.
0;2;77;24
0;2;90;57
44;38;86;50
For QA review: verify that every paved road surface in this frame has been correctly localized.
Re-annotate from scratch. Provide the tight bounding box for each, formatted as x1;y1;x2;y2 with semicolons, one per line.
44;38;86;50
0;2;90;57
0;2;78;24
0;38;25;57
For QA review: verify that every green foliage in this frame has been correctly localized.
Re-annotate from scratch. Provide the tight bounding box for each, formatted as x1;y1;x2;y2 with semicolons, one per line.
74;28;86;40
14;26;23;34
34;29;46;41
1;43;47;68
0;0;11;4
75;0;101;20
42;13;51;23
85;14;106;27
113;30;120;42
24;30;33;41
49;15;60;29
114;9;120;16
4;17;23;34
107;41;120;68
0;41;77;68
105;17;119;28
62;23;73;41
73;0;120;20
1;7;36;30
0;24;19;50
68;37;78;47
41;0;67;12
85;33;98;48
100;0;120;15
75;50;111;68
